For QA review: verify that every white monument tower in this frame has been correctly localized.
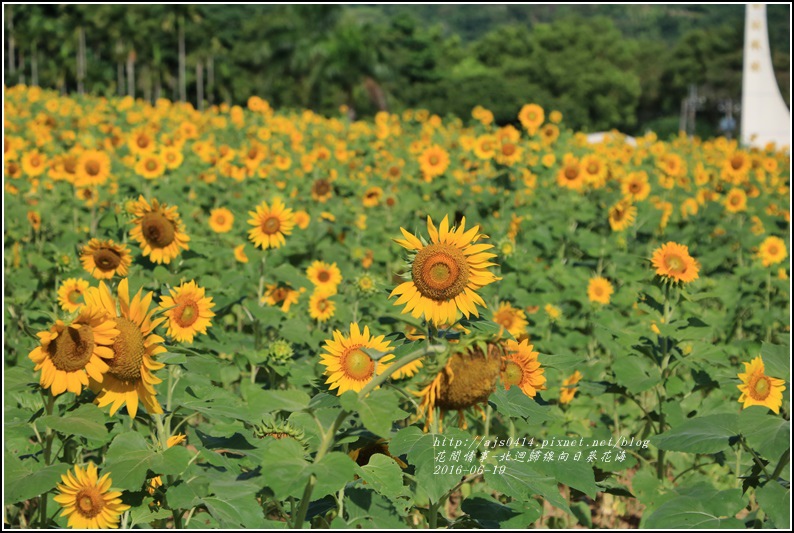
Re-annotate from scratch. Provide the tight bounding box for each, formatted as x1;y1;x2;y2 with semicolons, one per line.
740;4;791;150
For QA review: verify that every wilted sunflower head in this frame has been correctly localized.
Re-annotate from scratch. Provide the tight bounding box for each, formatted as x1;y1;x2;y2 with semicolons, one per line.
415;340;504;431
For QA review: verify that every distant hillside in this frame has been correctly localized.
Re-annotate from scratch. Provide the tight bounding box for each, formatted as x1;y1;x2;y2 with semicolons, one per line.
349;4;790;53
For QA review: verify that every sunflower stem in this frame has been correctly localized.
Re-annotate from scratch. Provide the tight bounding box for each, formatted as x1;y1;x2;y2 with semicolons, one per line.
37;393;57;527
291;343;445;528
765;269;773;342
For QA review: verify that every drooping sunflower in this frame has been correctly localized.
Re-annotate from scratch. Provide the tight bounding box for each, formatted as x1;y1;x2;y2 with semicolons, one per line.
234;244;249;263
208;207;234;233
391;215;499;326
491;301;528;339
159;281;215;343
418;145;450;181
757;236;788;267
311;178;334;203
129;196;190;264
559;370;583;405
319;323;394;395
587;276;614;305
501;339;546;398
349;437;408;469
362;186;383;208
518;103;544;135
261;283;303;312
75;149;112;187
651;242;699;284
83;279;166;418
309;290;336;323
294;210;311;230
54;462;130;529
28;307;119;396
737;356;786;414
306;261;342;293
80;239;133;280
247;197;295;250
57;278;90;313
415;342;503;431
608;200;637;232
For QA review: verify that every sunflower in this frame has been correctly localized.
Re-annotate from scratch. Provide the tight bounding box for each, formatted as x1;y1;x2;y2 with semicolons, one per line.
129;196;190;264
83;279;166;418
75;150;111;187
473;135;497;160
491;302;528;339
311;178;334;203
540;123;560;146
262;283;302;312
349;437;408;469
391;357;424;379
135;154;166;180
724;188;747;213
147;434;187;498
418;145;450;181
608;200;636;232
306;261;342;293
208;207;234;233
518;103;544;135
587;277;614;304
581;154;608;188
128;128;156;155
81;239;133;280
495;141;523;167
415;342;503;431
161;147;184;170
556;155;584;191
501;339;546;398
651;242;699;284
319;323;395;395
159;281;215;343
737;356;786;414
234;244;249;263
309;290;336;323
362;186;383;208
294;210;311;230
57;278;90;313
21;149;47;177
757;236;787;267
559;370;583;405
27;210;42;232
54;462;130;529
248;198;295;250
391;215;499;326
28;308;119;396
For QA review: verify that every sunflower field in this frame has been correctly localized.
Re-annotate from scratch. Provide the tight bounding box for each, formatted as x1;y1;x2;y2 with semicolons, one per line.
3;85;791;529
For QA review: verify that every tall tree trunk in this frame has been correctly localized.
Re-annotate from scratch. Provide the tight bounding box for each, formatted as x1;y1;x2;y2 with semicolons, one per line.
77;26;86;95
207;56;214;105
196;60;204;111
117;62;125;96
126;50;135;97
7;5;15;75
18;50;26;85
31;42;38;86
143;66;151;103
154;70;161;102
178;14;186;102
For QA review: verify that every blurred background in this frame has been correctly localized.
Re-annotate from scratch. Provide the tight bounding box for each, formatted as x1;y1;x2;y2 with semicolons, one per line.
4;4;790;137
